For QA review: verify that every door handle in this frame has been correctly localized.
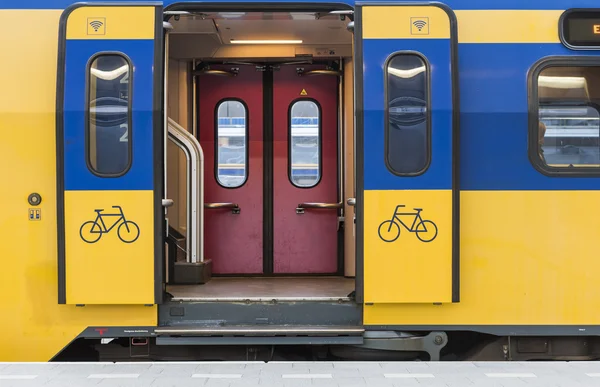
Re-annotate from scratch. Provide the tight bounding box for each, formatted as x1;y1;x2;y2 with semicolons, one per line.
205;202;240;214
296;202;343;214
162;199;174;207
347;198;356;206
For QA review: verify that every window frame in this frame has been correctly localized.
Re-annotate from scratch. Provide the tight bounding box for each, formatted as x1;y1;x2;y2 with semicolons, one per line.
214;97;250;189
85;51;133;178
287;97;323;189
383;50;432;177
528;56;600;177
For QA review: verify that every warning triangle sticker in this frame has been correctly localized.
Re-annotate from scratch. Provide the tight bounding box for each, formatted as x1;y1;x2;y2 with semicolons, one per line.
300;89;308;96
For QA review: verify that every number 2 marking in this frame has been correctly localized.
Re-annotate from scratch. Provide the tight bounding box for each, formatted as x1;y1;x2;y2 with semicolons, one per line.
120;72;129;84
120;123;128;142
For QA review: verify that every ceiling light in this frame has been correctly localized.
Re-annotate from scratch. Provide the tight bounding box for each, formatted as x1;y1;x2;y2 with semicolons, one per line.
230;39;303;44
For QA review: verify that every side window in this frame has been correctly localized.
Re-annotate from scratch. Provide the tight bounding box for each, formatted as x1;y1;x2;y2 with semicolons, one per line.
532;61;600;173
289;100;321;188
216;100;248;188
87;54;131;176
385;53;430;175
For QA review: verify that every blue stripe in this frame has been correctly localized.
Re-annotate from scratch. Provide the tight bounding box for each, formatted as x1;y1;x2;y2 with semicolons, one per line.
458;43;600;191
4;0;600;10
363;38;453;190
63;39;155;191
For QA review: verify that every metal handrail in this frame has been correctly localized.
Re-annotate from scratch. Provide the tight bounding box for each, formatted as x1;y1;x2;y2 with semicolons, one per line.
205;202;239;209
298;202;343;209
205;202;240;214
296;202;343;214
167;118;204;263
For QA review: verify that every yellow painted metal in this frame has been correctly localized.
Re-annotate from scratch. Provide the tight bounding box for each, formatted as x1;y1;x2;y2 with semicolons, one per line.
66;6;155;40
365;191;600;325
64;190;155;305
455;10;562;43
0;10;156;362
362;6;451;39
364;190;453;303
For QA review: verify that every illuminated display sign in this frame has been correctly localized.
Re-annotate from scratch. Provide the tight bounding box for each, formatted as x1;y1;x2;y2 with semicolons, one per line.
562;11;600;47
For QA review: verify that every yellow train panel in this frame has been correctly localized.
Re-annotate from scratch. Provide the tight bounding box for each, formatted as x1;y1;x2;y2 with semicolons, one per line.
364;190;453;303
364;190;600;325
362;6;451;39
66;6;155;40
0;10;156;362
64;190;155;305
455;10;562;43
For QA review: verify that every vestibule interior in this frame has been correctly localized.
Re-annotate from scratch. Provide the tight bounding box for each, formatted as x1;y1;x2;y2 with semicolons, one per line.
164;9;357;301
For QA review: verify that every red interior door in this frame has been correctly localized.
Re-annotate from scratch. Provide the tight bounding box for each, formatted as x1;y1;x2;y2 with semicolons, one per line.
198;65;263;274
272;65;339;274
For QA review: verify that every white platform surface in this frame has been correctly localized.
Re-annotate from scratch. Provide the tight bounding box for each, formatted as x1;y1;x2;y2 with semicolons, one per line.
2;361;600;386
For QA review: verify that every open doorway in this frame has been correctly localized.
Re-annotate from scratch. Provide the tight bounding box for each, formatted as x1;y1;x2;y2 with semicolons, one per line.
164;7;356;302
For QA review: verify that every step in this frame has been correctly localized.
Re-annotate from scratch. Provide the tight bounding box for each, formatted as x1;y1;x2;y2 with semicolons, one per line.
154;325;364;346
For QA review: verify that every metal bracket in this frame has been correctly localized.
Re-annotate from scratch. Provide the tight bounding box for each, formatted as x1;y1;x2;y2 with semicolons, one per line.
358;331;448;361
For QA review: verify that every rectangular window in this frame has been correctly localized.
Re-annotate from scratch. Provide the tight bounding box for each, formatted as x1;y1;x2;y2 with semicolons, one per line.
87;54;132;176
289;99;321;188
530;59;600;175
385;53;430;176
560;10;600;48
216;99;248;188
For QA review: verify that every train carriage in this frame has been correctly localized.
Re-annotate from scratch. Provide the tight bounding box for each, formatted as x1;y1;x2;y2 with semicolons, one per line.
2;0;600;362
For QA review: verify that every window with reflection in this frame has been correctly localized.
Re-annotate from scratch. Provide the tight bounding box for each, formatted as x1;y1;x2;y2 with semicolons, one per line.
216;100;247;188
535;65;600;170
385;53;429;175
289;100;320;187
88;54;131;176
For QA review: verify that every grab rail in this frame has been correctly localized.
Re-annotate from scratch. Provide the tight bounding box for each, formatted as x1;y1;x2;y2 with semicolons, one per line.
296;202;343;214
167;117;204;263
205;202;240;214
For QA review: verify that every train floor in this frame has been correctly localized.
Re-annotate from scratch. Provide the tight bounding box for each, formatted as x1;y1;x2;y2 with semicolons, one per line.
2;361;600;386
166;276;355;301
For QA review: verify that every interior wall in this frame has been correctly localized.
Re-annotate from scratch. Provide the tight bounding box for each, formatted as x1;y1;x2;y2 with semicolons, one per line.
169;34;352;60
343;58;356;277
167;59;191;235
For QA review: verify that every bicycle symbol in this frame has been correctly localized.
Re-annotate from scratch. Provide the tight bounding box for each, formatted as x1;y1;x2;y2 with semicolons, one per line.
79;205;140;244
378;205;438;243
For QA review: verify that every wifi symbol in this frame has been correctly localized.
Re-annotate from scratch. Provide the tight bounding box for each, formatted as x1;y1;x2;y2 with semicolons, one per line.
89;20;104;32
412;20;427;31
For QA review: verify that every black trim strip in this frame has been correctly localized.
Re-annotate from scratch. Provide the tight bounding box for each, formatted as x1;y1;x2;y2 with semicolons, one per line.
527;56;600;177
153;5;165;304
55;3;74;305
354;5;364;305
445;4;461;304
263;67;274;274
84;52;134;178
287;97;323;189
165;2;353;15
365;324;600;336
213;97;250;189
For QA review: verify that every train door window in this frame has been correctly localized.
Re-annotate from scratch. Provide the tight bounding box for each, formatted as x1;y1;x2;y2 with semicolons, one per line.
531;60;600;174
87;54;132;176
385;53;430;176
216;99;248;188
289;100;321;187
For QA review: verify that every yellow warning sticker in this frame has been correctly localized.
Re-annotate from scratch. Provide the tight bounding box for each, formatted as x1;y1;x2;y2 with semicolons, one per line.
300;89;308;96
